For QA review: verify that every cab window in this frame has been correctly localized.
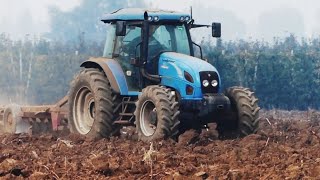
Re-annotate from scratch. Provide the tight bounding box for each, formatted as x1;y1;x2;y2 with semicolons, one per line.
114;25;141;58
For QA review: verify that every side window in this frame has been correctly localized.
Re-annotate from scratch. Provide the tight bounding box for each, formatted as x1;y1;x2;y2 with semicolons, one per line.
103;24;116;58
123;26;141;43
114;25;141;57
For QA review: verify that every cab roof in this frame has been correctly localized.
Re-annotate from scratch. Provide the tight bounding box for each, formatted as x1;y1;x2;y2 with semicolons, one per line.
101;8;190;23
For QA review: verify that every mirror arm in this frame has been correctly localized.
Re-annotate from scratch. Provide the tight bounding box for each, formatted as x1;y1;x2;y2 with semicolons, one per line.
187;19;195;29
192;42;203;59
191;24;210;29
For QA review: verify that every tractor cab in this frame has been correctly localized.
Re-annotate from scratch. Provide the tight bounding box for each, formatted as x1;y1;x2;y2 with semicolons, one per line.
101;8;221;91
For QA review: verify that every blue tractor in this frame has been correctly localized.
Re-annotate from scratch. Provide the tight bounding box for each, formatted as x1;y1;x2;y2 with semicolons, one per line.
68;8;260;142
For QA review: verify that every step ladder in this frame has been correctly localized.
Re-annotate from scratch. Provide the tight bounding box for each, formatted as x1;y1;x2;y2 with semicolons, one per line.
114;97;136;125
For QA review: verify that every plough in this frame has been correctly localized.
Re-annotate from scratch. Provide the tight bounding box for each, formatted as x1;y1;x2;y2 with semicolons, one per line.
0;96;68;134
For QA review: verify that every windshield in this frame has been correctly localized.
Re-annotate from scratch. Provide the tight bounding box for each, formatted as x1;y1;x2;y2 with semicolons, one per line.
148;24;191;56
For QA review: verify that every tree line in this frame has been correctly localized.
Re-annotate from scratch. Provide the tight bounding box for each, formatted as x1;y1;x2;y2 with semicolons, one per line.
204;35;320;110
0;33;319;110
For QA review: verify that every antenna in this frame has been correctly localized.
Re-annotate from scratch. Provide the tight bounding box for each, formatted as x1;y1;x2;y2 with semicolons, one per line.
190;6;193;20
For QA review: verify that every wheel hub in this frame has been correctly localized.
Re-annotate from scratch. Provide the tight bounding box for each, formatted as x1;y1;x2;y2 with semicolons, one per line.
140;101;158;136
149;108;157;125
73;87;95;135
88;99;95;120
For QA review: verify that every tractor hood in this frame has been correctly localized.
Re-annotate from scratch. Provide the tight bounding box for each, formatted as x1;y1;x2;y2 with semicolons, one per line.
160;52;218;72
158;52;220;89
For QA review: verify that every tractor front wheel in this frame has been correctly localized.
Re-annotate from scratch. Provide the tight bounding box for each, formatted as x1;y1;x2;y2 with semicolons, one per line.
134;86;180;142
68;68;121;139
217;86;260;139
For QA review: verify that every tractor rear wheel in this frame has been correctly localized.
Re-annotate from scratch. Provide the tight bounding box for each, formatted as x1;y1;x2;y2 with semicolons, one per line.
217;86;260;139
134;86;180;142
68;68;121;139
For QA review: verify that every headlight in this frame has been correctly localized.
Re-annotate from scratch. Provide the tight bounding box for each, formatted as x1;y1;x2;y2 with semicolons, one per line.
180;16;185;22
202;80;209;87
211;80;218;87
185;16;190;21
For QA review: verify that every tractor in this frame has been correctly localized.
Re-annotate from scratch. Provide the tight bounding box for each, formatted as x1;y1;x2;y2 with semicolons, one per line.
68;8;260;142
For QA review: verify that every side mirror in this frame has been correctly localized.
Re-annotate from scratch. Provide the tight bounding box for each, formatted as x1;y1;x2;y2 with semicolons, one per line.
212;23;221;38
116;21;126;36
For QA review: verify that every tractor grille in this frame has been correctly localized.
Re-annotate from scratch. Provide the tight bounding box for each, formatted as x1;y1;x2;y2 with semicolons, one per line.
199;71;220;94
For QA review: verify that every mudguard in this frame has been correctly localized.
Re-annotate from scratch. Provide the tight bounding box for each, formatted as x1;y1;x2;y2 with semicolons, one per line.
81;57;129;95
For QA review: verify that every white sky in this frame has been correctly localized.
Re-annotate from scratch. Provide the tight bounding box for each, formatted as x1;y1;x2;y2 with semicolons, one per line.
0;0;319;41
150;0;320;40
0;0;78;38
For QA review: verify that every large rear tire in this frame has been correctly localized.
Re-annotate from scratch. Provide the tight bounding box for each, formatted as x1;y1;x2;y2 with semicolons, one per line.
134;86;180;142
68;68;121;139
217;86;260;139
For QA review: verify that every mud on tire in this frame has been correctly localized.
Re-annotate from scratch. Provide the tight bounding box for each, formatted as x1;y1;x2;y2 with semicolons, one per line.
217;86;260;139
68;68;121;139
134;86;180;142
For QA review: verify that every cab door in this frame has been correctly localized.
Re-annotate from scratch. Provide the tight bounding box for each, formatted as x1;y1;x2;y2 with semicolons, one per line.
113;24;142;91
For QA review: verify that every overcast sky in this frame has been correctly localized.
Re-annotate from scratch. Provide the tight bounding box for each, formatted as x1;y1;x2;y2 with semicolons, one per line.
0;0;319;41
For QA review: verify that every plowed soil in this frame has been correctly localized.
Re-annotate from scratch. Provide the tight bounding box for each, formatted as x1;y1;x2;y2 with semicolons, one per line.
1;110;320;179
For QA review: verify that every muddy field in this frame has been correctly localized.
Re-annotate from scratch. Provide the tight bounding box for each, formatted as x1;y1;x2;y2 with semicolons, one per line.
1;110;320;179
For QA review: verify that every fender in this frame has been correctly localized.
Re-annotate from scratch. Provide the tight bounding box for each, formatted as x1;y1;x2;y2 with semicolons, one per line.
80;57;129;95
